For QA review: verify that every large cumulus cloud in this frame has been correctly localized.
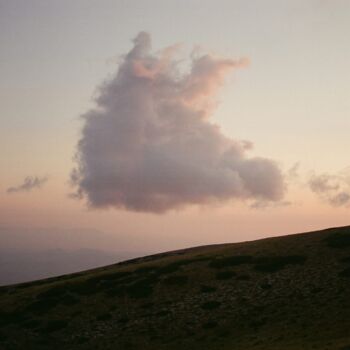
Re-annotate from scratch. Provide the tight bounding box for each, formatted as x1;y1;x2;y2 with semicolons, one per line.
71;32;285;213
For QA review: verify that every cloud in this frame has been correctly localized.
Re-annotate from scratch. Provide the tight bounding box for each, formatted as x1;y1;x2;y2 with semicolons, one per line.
287;162;300;180
71;32;285;213
7;176;48;194
309;171;350;207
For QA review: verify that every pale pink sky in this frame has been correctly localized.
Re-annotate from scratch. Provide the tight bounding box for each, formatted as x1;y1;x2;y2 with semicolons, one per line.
1;1;349;253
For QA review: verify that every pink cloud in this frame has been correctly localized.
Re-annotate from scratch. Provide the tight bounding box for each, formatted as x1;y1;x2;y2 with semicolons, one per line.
71;32;284;213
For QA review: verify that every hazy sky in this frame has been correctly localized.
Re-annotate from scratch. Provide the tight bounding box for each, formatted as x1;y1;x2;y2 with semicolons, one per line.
1;0;349;253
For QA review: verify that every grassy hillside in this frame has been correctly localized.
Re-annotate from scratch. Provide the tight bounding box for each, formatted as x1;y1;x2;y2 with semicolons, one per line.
1;226;350;350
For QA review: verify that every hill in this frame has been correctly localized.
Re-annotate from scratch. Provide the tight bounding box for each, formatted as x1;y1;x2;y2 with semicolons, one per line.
1;226;350;349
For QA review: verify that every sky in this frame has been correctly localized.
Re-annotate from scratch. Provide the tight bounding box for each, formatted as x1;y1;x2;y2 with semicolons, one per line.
0;0;349;254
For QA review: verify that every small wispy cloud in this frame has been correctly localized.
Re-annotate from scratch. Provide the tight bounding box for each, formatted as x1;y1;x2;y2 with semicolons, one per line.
287;162;300;180
308;170;350;208
7;176;49;194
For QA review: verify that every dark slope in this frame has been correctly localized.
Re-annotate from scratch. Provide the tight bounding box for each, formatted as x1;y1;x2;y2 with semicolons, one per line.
1;226;350;350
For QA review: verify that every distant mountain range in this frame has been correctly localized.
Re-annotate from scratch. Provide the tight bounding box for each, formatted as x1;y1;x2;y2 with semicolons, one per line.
0;226;150;285
0;248;142;286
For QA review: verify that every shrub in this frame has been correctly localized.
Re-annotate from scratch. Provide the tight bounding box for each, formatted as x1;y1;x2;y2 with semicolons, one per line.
155;310;170;317
215;270;236;280
236;274;250;281
254;255;306;272
118;316;129;324
126;277;157;298
99;279;127;289
61;293;80;305
158;263;182;274
26;298;60;314
87;271;131;285
249;318;266;329
68;280;100;296
134;266;156;274
36;285;67;299
260;282;272;290
30;284;79;312
218;329;230;338
201;301;221;310
208;255;253;269
325;231;350;248
202;320;218;329
0;287;10;296
141;302;154;309
0;311;28;325
96;312;112;321
340;256;350;263
22;318;42;329
75;336;88;344
200;285;217;293
44;319;68;333
68;273;131;295
163;275;188;286
127;284;153;298
105;286;126;298
339;268;350;278
157;257;210;275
